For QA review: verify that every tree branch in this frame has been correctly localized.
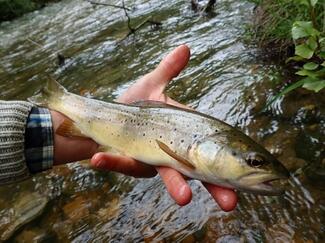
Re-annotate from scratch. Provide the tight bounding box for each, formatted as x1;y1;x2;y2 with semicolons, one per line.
85;0;131;11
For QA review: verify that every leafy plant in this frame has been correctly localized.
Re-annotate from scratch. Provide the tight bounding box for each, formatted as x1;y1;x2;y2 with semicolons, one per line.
266;0;325;107
247;0;324;53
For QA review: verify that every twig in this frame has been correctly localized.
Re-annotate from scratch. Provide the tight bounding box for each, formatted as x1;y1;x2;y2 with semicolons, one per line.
85;0;131;11
122;0;134;32
121;16;162;41
26;37;44;49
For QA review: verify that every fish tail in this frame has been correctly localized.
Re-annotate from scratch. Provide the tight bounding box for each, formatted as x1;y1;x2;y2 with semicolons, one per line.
28;76;66;108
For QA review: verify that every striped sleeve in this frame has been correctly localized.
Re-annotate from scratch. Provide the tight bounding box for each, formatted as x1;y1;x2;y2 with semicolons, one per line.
0;100;33;185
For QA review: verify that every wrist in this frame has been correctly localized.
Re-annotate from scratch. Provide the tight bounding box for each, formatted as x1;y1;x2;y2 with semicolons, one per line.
50;110;98;165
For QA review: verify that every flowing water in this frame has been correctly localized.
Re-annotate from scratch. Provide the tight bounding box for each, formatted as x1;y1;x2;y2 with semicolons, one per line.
0;0;324;242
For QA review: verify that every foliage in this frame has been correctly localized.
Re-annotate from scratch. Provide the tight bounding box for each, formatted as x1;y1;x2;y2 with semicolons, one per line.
248;0;324;52
251;0;325;107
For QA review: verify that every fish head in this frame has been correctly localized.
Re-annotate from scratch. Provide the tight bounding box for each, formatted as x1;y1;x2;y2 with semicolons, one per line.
190;132;289;195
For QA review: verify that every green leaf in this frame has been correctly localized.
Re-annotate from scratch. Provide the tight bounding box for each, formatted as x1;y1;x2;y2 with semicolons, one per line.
296;69;318;77
295;44;314;59
286;55;305;63
303;62;319;70
316;67;325;78
310;0;318;7
321;61;325;67
292;21;319;40
319;51;325;58
306;37;317;51
303;80;325;92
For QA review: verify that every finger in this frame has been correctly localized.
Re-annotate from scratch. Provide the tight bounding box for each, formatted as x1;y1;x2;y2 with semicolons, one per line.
157;166;192;206
146;44;190;91
203;183;238;212
91;152;157;178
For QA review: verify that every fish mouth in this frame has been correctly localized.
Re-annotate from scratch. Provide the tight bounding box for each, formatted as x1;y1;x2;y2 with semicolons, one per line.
234;172;289;195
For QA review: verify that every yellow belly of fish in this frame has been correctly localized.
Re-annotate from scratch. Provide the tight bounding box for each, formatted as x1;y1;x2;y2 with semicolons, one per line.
84;121;177;167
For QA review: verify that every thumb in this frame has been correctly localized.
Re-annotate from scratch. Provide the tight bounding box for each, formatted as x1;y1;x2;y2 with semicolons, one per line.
146;44;190;90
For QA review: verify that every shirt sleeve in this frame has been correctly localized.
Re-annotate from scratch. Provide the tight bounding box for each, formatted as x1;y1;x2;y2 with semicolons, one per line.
0;100;33;185
25;107;54;173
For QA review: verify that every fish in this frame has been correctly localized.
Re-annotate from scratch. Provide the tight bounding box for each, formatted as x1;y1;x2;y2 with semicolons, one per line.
29;78;289;195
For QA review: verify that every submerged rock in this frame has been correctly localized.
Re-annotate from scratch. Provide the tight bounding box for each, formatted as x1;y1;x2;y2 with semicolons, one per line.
0;192;48;241
14;227;57;243
304;158;325;187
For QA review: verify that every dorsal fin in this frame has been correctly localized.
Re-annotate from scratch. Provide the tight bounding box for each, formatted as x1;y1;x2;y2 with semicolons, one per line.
130;100;177;108
28;76;67;107
156;140;195;170
56;118;88;139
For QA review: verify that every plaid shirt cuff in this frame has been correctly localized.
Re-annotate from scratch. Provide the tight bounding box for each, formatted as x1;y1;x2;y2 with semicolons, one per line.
25;107;54;173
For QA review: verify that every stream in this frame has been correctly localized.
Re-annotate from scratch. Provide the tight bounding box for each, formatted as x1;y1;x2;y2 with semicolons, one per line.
0;0;324;242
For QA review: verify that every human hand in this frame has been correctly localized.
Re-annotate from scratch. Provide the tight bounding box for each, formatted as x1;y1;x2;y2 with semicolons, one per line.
91;45;238;211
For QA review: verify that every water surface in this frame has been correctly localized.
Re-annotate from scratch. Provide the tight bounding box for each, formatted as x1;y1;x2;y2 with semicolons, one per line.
0;0;323;242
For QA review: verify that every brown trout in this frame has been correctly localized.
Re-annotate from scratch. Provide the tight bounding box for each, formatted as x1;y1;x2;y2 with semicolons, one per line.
29;79;289;195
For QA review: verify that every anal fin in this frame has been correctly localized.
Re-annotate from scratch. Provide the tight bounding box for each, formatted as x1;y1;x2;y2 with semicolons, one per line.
156;140;195;170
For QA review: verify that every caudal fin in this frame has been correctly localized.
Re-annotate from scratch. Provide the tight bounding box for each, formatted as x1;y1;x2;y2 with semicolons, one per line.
28;76;66;107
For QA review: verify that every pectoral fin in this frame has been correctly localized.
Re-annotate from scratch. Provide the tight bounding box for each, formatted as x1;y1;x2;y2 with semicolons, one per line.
156;140;195;170
56;118;88;138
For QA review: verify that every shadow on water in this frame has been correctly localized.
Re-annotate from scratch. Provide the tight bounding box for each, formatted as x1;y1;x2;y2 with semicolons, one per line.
0;0;323;242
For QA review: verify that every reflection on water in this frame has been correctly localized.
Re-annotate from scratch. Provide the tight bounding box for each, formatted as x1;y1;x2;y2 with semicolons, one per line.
0;0;324;241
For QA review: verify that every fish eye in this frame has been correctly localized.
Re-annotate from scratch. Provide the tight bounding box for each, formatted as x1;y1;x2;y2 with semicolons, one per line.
245;154;265;168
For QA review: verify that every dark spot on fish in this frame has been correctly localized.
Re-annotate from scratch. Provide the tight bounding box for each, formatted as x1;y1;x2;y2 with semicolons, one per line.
232;152;237;156
181;139;184;143
143;133;145;136
173;128;177;132
194;134;197;138
170;141;173;144
167;121;170;124
159;135;162;138
137;123;140;126
152;128;154;131
145;122;148;125
215;129;218;133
